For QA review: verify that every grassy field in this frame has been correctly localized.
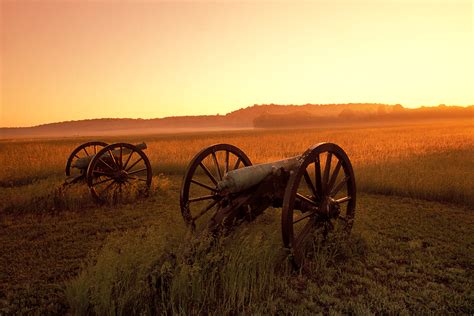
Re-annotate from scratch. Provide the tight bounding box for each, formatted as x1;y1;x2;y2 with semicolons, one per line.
1;119;473;206
0;120;473;314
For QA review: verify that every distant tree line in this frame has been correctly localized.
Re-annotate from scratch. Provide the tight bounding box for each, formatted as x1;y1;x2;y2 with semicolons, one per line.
253;105;473;128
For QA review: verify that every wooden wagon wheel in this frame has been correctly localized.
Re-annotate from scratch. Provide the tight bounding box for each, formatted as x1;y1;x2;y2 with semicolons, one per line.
86;143;152;203
65;141;108;177
281;142;356;267
180;144;252;231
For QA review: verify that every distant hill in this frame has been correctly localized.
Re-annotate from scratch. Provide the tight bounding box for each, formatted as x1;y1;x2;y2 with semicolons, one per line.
1;103;472;139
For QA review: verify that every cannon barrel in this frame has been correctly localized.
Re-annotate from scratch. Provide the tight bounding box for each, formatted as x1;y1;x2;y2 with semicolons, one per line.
72;142;147;170
217;157;300;193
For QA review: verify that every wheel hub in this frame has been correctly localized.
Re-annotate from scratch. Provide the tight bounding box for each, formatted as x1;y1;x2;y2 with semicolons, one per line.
115;170;129;183
320;197;341;219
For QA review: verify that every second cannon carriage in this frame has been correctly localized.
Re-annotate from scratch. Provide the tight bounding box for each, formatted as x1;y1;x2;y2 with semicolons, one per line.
65;141;153;203
180;142;356;267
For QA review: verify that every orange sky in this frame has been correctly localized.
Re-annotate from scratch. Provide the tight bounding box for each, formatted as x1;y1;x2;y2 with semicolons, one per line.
1;0;473;127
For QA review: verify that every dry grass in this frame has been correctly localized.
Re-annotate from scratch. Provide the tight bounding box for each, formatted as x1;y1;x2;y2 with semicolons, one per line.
62;192;474;315
0;119;473;314
2;121;473;180
1;120;473;208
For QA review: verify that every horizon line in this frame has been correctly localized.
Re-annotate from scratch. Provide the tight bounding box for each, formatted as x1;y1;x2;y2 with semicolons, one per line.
2;102;473;129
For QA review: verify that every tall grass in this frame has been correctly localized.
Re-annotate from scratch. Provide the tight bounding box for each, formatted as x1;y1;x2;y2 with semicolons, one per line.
0;175;170;214
0;139;75;186
65;193;474;314
357;149;474;206
64;216;282;315
1;121;472;182
65;210;368;315
1;121;473;208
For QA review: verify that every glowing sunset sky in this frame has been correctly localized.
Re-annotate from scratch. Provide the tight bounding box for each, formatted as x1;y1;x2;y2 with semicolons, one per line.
1;0;473;127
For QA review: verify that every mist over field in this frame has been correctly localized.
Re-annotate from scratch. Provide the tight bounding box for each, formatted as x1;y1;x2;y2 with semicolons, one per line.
1;103;472;139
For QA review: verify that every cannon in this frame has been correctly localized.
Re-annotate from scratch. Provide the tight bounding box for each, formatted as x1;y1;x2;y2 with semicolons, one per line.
180;143;356;266
65;141;153;202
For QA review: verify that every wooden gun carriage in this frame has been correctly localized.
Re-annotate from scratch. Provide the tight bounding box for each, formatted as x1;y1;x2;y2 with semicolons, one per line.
180;143;356;266
65;141;152;202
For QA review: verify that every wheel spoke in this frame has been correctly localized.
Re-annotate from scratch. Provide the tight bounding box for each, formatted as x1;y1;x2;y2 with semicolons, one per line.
327;160;342;193
232;157;241;170
119;146;123;169
293;211;317;224
303;170;319;200
93;145;97;154
296;193;318;207
98;158;115;172
192;199;219;221
294;216;316;250
314;156;323;197
82;147;90;156
322;153;332;194
100;180;117;195
211;151;222;180
330;176;348;196
123;151;134;170
224;151;229;174
334;196;351;204
93;170;114;177
323;221;334;240
126;157;143;172
199;162;218;186
93;177;114;187
74;154;80;159
127;175;147;181
337;215;348;223
189;195;215;203
107;149;119;169
128;167;147;175
191;179;218;192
